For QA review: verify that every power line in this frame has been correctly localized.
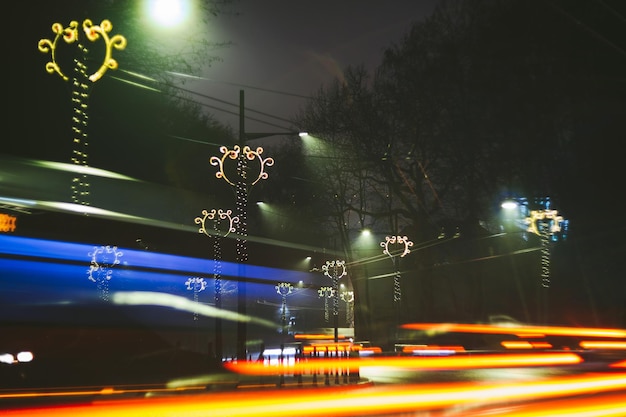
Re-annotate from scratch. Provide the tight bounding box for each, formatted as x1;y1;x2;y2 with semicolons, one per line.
166;71;312;100
115;69;300;131
168;81;296;127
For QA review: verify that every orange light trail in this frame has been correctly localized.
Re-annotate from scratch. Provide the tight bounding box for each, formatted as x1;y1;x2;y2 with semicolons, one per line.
294;334;346;340
3;372;626;417
224;352;582;375
469;391;626;416
0;385;206;400
579;341;626;350
402;322;626;338
610;359;626;368
501;341;553;349
401;344;466;353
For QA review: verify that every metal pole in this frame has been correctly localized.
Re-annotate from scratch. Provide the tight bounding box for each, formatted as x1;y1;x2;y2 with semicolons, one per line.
237;89;247;361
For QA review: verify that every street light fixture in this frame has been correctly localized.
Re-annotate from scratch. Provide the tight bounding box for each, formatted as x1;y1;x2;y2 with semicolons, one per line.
211;89;302;361
526;206;565;324
194;208;238;362
276;282;294;337
340;290;355;329
502;197;566;324
321;260;347;343
185;277;207;322
380;235;413;335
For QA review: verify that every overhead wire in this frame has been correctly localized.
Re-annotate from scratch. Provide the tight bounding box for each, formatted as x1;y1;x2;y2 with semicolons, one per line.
113;69;309;131
166;71;312;100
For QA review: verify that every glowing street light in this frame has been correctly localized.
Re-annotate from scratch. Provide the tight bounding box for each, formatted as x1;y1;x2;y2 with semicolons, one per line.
146;0;191;27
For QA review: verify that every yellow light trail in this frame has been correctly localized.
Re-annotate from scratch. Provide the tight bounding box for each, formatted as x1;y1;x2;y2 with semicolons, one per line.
223;352;582;375
3;372;626;417
402;322;626;338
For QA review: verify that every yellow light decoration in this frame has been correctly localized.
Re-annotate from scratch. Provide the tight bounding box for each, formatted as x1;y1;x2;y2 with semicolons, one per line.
526;209;563;236
0;213;17;232
39;19;125;208
38;19;127;82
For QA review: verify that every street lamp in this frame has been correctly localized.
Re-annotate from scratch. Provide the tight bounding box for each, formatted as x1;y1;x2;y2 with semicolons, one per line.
340;290;355;329
380;235;413;336
185;277;207;322
194;208;238;362
318;286;334;324
38;19;126;208
87;245;123;301
276;282;294;337
321;260;347;343
211;89;302;361
526;207;565;324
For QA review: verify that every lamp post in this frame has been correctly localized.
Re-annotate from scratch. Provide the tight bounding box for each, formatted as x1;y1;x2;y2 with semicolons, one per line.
195;208;238;362
526;208;564;324
38;19;126;208
185;277;207;321
276;282;294;336
87;245;123;301
340;290;355;329
380;235;413;332
321;260;347;343
211;90;302;361
318;286;334;324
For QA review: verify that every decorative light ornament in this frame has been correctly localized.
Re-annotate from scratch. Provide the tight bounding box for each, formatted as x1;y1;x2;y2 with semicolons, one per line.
380;235;413;258
38;19;126;208
526;210;563;236
195;208;238;237
276;282;294;334
87;245;123;301
185;277;207;321
210;145;275;187
38;19;127;82
380;235;413;302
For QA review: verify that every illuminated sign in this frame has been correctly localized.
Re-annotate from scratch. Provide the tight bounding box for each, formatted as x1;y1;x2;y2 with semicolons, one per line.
0;213;16;232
